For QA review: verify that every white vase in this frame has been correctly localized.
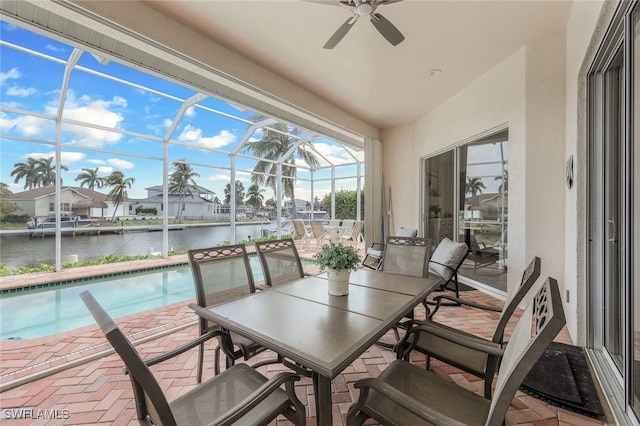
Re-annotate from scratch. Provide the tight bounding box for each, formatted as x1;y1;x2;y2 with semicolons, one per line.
327;269;350;296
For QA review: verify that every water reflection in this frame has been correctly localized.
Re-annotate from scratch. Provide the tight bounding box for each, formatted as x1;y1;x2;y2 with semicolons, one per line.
0;222;274;270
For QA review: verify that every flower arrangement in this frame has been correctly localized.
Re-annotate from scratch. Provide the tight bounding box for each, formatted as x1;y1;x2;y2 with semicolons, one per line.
313;242;361;272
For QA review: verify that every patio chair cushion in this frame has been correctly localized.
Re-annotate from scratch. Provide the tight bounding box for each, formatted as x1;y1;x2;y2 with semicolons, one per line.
429;238;468;281
395;227;418;238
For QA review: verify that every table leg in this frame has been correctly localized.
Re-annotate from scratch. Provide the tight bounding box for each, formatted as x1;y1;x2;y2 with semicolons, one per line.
312;371;332;426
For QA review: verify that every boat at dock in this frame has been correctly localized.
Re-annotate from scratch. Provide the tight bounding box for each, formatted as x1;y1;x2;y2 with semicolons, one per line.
27;215;95;229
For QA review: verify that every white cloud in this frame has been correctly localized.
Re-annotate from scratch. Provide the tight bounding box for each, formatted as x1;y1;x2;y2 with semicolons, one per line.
87;159;106;165
163;118;172;128
205;173;232;182
97;166;113;174
23;151;86;164
61;152;87;163
184;106;196;118
0;68;20;85
6;85;37;97
310;142;353;165
177;125;236;149
107;158;134;169
51;92;127;148
0;112;52;136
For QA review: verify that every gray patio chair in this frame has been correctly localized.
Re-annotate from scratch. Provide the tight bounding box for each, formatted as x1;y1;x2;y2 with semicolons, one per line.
398;256;541;398
375;236;434;349
347;276;565;426
189;244;275;382
255;238;308;288
362;227;418;270
429;255;541;319
381;235;433;278
427;237;469;305
292;219;311;249
80;291;305;426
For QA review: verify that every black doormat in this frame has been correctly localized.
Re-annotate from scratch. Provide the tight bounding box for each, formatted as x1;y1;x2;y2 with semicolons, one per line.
520;342;604;419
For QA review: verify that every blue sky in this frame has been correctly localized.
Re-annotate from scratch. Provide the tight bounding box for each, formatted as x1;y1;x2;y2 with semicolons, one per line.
0;21;363;203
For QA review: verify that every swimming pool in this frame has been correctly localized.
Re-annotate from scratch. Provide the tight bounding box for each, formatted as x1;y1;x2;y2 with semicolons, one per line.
0;256;314;340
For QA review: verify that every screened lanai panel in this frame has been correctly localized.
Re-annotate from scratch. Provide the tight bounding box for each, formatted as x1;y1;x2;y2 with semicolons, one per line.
170;106;252;153
63;70;187;141
1;113;57;145
0;15;365;273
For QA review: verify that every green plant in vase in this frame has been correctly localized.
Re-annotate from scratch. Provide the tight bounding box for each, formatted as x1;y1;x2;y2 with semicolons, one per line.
313;242;360;296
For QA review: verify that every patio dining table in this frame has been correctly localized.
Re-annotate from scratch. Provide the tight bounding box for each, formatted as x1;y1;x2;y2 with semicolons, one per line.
190;268;442;426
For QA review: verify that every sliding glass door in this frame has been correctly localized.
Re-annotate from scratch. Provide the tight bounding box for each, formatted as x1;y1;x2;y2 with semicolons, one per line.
422;129;508;292
588;1;639;419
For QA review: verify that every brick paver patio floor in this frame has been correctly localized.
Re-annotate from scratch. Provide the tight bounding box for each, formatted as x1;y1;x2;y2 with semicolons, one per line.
0;245;608;425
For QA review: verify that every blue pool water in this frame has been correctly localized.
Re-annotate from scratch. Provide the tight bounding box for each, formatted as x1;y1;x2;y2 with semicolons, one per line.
0;256;314;340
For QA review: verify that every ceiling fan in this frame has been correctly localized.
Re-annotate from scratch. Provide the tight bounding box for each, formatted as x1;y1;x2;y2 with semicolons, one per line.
310;0;405;49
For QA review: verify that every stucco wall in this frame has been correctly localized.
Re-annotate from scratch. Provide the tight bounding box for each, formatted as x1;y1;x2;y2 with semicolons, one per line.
381;47;527;299
380;2;605;343
564;0;607;345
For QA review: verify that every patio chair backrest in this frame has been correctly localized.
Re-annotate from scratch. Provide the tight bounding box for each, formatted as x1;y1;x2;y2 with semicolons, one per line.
491;256;541;344
340;219;355;231
255;238;305;287
188;244;256;308
80;291;176;425
310;220;325;238
381;236;433;278
292;219;308;239
428;238;468;282
487;277;565;426
347;220;364;242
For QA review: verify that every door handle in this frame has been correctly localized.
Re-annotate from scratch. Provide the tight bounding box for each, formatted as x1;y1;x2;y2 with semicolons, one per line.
608;219;617;243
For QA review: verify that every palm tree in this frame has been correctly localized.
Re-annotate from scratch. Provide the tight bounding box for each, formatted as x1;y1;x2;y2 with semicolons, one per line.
168;160;200;223
465;177;486;197
11;157;68;190
241;122;320;218
75;167;105;190
224;180;245;205
11;157;41;190
246;184;265;210
36;157;68;186
105;171;135;222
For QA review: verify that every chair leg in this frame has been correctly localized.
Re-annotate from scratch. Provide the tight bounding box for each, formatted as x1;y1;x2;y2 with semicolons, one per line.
484;377;493;399
213;346;221;376
197;342;204;383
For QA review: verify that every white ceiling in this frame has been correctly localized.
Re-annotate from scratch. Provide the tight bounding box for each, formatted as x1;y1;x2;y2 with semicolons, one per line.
143;0;573;130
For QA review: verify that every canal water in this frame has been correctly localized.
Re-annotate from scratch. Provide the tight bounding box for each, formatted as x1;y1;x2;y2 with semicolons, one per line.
0;222;279;270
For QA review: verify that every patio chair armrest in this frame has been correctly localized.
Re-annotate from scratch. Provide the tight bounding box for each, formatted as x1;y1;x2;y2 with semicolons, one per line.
143;329;221;368
210;371;302;426
351;377;468;426
406;322;504;356
428;295;502;319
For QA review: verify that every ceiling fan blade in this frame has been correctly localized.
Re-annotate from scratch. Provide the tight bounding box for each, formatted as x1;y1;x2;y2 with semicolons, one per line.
324;17;357;49
370;12;405;46
374;0;404;5
303;0;352;7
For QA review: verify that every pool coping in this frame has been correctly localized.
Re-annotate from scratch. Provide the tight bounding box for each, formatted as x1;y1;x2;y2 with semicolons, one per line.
0;244;323;391
0;255;190;293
